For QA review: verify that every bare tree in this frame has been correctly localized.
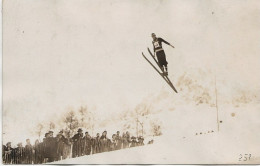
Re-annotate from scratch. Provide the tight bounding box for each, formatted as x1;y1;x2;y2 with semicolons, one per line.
78;106;96;135
135;103;151;137
89;112;95;136
35;123;44;141
63;110;79;137
49;121;56;131
150;120;162;136
78;106;88;128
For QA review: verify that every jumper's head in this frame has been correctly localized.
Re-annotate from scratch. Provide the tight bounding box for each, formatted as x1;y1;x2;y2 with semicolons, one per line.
151;33;156;40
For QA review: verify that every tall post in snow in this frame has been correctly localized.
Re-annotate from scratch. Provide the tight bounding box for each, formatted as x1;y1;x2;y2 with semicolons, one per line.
215;74;220;132
136;118;139;137
141;122;144;137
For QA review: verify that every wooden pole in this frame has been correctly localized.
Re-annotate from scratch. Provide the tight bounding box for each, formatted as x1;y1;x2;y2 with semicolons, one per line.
141;123;144;137
136;118;139;137
215;74;220;132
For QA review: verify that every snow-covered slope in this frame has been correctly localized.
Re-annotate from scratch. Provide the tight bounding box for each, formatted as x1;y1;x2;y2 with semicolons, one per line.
52;103;260;164
53;132;259;164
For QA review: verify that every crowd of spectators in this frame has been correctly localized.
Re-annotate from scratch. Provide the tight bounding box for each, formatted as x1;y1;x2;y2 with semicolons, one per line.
2;128;145;164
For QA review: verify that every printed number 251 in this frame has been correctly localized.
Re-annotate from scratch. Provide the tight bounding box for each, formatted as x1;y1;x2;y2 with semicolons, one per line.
239;154;251;161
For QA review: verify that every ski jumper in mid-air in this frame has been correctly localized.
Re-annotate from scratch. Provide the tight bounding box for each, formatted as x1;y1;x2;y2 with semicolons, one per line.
151;33;175;76
141;34;178;93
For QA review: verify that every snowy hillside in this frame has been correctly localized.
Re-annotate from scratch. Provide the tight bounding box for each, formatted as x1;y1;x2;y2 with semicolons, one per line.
52;102;260;164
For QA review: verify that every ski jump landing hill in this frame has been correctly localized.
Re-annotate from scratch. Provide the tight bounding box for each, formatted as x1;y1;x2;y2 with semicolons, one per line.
53;103;260;164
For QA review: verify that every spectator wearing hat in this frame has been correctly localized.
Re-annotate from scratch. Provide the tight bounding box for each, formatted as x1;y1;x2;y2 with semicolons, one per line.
14;142;25;164
137;136;145;146
3;142;14;164
48;131;54;137
72;128;83;158
100;131;109;152
44;131;58;162
130;136;137;147
110;134;117;151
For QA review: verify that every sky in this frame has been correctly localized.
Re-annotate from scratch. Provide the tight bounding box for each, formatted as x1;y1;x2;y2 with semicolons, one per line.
2;0;260;145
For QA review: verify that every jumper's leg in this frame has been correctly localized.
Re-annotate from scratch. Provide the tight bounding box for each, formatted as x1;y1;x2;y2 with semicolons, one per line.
161;66;164;72
164;65;168;76
159;63;164;73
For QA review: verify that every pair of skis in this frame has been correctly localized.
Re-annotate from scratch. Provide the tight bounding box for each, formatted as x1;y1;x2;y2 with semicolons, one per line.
142;48;178;93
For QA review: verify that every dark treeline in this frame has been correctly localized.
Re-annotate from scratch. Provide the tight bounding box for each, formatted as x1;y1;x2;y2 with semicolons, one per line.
2;128;147;164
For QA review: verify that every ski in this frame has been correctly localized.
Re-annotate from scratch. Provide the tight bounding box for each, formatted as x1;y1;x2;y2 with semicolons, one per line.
147;48;178;93
142;52;178;93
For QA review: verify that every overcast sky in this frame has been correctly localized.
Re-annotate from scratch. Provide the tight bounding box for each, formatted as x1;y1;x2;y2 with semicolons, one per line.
3;0;260;144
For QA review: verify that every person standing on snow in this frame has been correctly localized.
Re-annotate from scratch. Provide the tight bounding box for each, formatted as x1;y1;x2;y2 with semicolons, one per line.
115;131;122;150
151;33;175;76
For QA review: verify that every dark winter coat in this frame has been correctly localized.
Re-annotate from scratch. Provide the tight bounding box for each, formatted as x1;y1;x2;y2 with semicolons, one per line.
115;135;122;150
83;136;92;155
24;144;33;164
34;143;43;164
110;140;117;151
72;133;84;157
100;136;109;152
92;136;101;154
13;147;25;164
56;139;65;159
130;140;138;147
122;136;129;148
3;146;14;164
44;137;58;159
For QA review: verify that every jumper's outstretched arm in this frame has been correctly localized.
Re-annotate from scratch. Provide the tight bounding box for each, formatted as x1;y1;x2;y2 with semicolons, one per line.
161;38;175;49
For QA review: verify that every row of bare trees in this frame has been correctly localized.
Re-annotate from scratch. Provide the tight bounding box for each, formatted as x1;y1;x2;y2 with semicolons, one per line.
35;106;95;140
119;103;162;137
34;101;163;143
